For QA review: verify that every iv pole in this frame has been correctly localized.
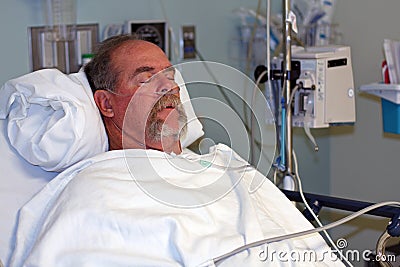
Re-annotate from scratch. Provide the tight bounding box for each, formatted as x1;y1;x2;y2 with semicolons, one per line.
282;0;295;189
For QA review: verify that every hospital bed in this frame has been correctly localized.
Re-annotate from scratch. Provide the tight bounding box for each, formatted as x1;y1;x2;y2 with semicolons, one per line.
0;68;345;266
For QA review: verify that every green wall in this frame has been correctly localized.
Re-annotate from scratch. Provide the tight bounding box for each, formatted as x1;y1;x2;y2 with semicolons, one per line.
329;0;400;264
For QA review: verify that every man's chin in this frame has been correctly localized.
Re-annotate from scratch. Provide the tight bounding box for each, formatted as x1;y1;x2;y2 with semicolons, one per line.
156;108;176;120
145;105;187;147
146;119;179;142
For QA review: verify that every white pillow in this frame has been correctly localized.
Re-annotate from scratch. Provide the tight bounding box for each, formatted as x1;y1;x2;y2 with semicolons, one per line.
175;70;204;148
0;69;108;172
0;69;203;172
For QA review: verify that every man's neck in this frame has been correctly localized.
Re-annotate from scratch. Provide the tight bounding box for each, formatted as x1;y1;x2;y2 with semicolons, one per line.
104;118;182;154
145;138;182;154
104;118;123;150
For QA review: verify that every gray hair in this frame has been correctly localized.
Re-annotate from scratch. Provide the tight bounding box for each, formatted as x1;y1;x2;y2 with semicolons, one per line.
84;34;138;94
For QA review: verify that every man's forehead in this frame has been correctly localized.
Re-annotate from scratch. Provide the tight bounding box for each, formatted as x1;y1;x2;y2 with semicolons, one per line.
113;41;171;69
117;40;165;57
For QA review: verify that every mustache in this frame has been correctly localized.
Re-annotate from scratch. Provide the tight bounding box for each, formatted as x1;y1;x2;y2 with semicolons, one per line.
146;94;188;142
152;94;182;114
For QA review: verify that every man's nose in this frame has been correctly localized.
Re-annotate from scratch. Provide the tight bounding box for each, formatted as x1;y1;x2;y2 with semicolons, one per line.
156;76;180;96
158;87;180;96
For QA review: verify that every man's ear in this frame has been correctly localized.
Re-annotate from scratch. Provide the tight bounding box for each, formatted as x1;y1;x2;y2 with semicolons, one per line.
94;90;114;118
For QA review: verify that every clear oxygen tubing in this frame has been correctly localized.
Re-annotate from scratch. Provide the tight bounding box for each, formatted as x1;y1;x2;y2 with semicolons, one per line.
109;118;145;148
279;97;286;171
209;200;400;266
292;149;352;266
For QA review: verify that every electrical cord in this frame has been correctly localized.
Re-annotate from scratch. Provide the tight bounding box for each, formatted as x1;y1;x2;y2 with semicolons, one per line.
292;149;353;267
303;97;319;151
288;84;299;106
209;200;400;265
284;82;348;265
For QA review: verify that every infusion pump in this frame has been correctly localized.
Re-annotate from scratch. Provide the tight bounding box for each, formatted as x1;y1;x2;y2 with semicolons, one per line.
290;45;356;128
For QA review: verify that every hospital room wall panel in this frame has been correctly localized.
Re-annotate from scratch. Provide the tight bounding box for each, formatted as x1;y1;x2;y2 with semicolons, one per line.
0;0;36;83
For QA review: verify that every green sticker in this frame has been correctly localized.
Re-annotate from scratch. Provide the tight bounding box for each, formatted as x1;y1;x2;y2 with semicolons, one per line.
199;160;212;168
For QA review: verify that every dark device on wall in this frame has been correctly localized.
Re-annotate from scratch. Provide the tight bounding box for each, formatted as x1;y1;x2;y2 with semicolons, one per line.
125;20;168;57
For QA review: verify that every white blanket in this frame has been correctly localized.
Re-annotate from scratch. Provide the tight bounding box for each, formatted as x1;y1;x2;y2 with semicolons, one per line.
9;144;344;267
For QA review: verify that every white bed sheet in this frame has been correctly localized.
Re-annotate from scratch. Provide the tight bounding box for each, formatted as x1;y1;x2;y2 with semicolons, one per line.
9;144;344;267
0;120;58;266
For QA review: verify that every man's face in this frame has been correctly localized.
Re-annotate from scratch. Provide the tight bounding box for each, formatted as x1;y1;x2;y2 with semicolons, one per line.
110;40;187;151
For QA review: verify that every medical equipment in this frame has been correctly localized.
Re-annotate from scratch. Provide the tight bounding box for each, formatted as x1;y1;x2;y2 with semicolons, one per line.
42;0;76;74
291;45;356;128
29;23;98;74
124;20;169;56
43;0;77;42
258;45;356;129
249;1;400;265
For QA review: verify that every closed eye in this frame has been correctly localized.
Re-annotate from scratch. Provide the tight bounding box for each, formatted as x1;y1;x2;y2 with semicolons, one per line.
137;73;153;84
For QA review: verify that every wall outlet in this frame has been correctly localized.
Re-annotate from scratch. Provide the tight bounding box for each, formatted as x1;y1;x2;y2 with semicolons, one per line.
181;25;196;59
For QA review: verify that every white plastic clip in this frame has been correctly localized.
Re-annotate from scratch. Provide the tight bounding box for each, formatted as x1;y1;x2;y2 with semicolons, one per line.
286;10;298;33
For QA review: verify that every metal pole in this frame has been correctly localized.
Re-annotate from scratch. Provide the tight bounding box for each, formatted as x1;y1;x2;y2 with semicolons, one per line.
283;0;293;176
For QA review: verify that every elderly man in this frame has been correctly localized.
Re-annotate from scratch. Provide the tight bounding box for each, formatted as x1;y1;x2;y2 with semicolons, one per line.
85;35;187;154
